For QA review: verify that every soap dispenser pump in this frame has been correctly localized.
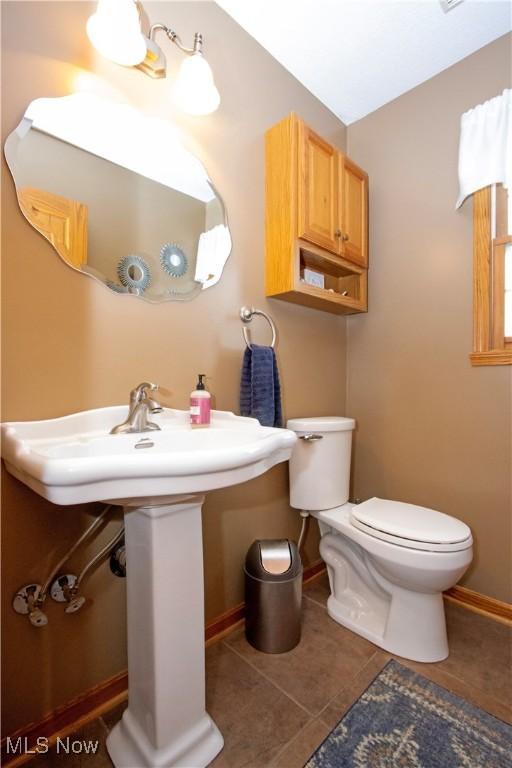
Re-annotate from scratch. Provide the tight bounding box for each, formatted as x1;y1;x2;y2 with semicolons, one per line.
190;374;211;427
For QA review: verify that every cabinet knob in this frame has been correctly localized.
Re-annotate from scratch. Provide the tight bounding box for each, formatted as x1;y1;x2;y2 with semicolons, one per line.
335;230;349;242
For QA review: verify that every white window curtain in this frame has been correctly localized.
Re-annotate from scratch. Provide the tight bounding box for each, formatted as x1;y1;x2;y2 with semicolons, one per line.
456;88;511;209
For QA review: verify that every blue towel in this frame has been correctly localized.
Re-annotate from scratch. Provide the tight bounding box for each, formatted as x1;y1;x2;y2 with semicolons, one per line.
240;344;283;428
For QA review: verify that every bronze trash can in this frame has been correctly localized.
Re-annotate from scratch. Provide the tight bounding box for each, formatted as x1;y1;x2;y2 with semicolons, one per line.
244;539;303;653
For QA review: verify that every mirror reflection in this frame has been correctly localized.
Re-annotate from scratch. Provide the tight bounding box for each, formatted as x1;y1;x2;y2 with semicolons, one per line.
4;94;231;302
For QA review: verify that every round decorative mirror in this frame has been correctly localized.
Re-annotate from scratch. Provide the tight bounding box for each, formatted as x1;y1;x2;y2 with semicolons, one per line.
160;244;188;278
4;93;232;302
118;255;152;293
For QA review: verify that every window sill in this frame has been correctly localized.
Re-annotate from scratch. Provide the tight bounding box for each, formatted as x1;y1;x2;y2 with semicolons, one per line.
470;350;512;366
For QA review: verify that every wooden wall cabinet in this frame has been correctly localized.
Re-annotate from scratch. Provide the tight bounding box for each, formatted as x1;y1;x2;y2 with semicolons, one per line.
265;112;368;314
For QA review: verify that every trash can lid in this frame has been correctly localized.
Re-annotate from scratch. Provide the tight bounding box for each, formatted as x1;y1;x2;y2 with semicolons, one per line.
245;539;302;580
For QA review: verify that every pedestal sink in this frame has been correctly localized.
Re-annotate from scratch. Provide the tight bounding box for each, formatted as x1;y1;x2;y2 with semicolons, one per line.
1;407;297;767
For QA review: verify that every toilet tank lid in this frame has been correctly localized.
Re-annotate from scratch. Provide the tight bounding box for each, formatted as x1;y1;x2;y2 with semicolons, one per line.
351;497;472;544
286;416;355;433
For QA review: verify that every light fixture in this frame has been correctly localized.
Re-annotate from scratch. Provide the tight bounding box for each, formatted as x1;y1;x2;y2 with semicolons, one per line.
146;29;220;117
86;1;220;116
86;0;146;67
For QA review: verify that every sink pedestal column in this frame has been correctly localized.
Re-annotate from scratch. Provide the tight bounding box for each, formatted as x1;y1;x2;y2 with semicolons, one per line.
106;496;224;768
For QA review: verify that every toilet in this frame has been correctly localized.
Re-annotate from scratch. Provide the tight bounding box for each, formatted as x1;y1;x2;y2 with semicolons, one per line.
287;417;473;663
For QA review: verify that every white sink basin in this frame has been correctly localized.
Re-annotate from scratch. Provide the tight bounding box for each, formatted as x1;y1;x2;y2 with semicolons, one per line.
1;406;296;505
2;405;297;768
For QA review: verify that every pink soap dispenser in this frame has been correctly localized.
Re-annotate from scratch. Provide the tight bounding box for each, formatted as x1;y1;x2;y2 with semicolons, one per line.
190;374;211;427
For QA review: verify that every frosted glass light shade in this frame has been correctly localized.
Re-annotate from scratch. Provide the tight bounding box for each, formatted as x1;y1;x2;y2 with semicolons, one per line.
87;0;147;67
173;53;220;116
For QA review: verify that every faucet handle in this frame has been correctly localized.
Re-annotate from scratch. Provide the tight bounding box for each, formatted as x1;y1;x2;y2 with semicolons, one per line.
131;382;159;403
137;382;158;393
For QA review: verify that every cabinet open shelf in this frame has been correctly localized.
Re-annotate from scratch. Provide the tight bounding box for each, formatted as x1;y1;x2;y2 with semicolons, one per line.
267;242;368;315
295;241;367;314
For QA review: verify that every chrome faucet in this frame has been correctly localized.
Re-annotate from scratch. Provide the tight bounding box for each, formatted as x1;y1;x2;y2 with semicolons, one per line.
110;382;163;434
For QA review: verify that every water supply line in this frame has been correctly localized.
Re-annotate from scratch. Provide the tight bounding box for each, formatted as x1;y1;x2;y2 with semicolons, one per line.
297;510;310;553
12;505;116;626
62;524;125;613
77;524;124;588
38;504;114;608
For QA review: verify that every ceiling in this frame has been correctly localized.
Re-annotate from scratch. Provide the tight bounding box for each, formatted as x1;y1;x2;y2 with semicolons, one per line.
215;0;511;125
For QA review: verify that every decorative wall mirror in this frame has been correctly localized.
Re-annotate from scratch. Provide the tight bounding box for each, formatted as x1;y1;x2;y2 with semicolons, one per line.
4;93;231;302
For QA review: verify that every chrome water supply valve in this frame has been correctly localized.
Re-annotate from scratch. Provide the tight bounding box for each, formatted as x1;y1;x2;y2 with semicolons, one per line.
12;584;48;627
66;596;86;614
50;573;77;603
50;573;86;613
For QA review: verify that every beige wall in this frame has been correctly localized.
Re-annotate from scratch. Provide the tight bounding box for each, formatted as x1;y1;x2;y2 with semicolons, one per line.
1;1;347;735
346;34;512;603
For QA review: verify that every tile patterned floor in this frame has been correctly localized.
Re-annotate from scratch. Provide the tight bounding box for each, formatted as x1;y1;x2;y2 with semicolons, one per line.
24;574;512;768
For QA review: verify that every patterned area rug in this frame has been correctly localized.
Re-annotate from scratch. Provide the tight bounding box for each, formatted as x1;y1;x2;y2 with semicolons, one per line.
305;660;512;768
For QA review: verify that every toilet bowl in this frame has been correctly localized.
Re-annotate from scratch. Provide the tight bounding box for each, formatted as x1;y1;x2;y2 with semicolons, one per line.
287;417;473;663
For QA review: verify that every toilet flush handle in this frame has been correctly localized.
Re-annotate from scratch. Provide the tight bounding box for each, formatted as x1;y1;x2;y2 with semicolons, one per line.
299;434;323;442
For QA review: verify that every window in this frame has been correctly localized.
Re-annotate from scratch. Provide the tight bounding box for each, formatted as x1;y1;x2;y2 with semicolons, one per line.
470;184;512;366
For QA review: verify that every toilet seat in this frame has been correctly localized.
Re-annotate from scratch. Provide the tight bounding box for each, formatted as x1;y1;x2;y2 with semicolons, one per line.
350;497;473;553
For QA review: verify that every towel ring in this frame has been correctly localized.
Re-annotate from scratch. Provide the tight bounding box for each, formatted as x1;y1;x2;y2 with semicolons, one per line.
240;306;276;349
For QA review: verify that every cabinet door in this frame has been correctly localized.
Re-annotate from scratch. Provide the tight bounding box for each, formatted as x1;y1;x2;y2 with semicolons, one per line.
297;122;339;254
339;155;368;267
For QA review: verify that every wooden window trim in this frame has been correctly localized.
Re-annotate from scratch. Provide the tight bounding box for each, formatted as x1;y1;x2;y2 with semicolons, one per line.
470;186;512;366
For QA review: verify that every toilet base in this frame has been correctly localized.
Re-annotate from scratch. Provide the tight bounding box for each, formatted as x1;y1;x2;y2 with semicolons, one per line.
326;588;449;663
320;531;451;663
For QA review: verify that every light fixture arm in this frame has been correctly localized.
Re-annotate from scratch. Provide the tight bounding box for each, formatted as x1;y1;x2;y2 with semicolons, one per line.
149;24;203;57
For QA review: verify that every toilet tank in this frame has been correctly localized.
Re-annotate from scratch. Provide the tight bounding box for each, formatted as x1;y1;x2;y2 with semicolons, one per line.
287;417;355;511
